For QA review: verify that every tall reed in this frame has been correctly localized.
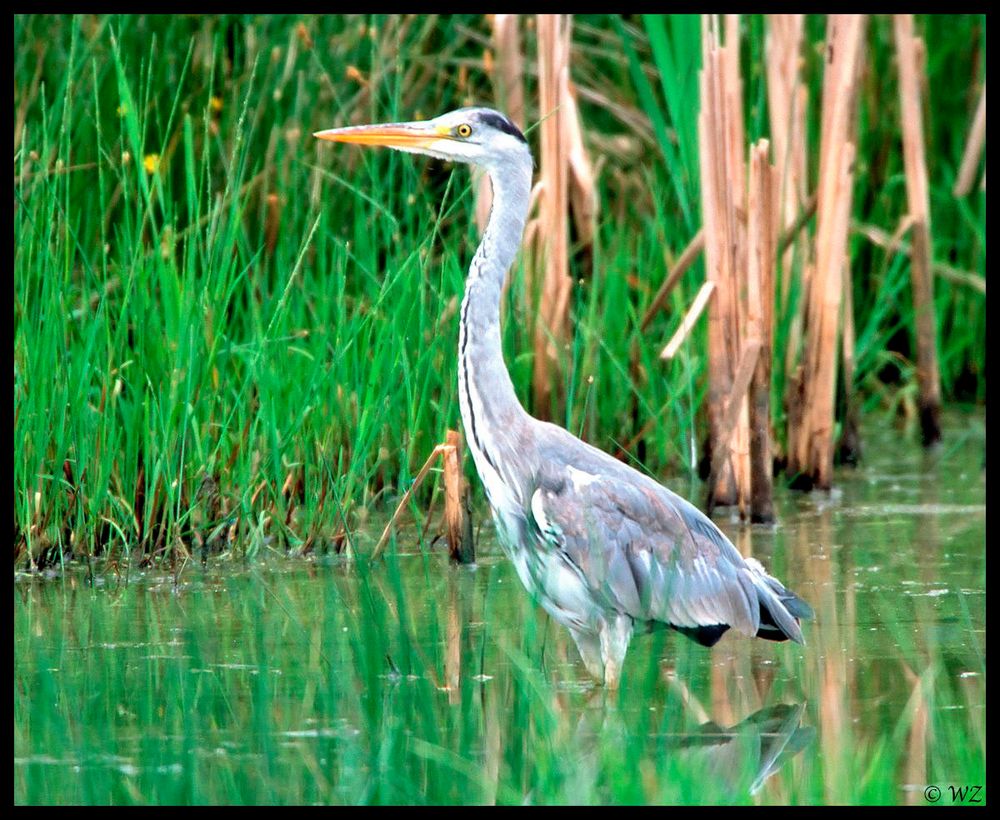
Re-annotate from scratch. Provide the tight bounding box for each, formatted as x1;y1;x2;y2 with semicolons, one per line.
893;14;941;446
785;15;866;490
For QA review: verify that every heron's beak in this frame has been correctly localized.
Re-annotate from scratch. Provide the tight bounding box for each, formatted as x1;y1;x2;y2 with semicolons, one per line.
313;121;450;150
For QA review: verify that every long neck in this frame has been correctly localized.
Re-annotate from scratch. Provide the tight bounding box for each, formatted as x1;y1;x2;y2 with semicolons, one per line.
458;159;533;496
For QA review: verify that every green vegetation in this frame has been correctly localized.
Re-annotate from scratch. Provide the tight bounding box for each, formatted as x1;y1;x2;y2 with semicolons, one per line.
13;16;985;806
14;418;986;804
14;15;985;565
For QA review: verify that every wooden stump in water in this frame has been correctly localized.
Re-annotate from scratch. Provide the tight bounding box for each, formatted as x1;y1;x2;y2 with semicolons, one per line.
443;429;475;564
894;14;942;447
371;430;473;563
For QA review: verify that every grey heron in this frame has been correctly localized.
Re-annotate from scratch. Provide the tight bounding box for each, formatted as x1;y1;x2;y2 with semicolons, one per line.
315;107;813;689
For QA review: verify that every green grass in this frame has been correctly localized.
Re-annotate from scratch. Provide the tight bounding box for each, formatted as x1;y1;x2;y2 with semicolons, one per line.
13;17;985;806
14;14;986;565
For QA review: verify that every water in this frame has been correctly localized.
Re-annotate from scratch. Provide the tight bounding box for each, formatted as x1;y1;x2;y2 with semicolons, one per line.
14;414;985;804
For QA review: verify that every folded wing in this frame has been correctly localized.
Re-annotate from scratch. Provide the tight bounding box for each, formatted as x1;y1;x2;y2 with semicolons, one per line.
528;458;812;646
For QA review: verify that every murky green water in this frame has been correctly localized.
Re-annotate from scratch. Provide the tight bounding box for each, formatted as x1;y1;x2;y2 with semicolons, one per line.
14;414;985;804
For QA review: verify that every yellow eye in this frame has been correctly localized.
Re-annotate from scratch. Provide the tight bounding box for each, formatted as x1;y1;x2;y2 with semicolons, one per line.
456;123;472;138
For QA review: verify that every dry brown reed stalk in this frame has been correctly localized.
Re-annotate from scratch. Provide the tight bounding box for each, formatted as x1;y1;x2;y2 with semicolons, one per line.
641;194;816;336
837;75;863;466
265;193;281;256
370;431;472;563
786;14;866;489
705;338;761;514
746;142;780;523
698;14;750;510
766;15;809;314
280;468;303;527
443;429;474;563
641;229;705;332
722;16;747;192
634;191;808;471
564;80;597;262
659;280;715;361
724;20;752;514
838;245;862;465
532;13;574;420
953;82;985;198
852;221;985;293
894;14;942;446
371;441;447;561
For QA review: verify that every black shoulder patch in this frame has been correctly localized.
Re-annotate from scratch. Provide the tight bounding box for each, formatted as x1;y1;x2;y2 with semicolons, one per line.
670;623;730;647
477;111;527;144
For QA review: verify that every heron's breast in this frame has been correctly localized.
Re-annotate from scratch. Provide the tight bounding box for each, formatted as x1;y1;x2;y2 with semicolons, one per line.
491;512;603;632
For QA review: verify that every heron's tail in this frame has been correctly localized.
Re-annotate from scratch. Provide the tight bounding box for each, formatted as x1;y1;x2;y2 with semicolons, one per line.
745;558;814;645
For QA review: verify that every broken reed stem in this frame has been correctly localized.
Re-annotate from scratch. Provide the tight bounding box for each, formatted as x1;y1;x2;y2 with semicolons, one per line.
746;142;779;523
641;229;705;332
838;241;862;466
706;339;761;514
952;82;985;198
564;79;597;261
722;16;751;515
443;429;474;563
371;444;445;561
807;139;857;487
894;14;942;446
532;13;574;421
370;432;473;563
660;280;715;360
787;14;866;490
766;14;809;314
641;193;816;335
908;221;940;445
698;14;764;512
714;24;749;502
852;221;985;293
699;14;740;507
370;430;476;564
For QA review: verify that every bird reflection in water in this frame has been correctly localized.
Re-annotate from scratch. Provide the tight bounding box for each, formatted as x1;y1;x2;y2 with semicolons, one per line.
563;699;814;801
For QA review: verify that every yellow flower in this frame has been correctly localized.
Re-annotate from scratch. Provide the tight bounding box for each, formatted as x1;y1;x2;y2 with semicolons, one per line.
143;153;160;174
210;96;223;112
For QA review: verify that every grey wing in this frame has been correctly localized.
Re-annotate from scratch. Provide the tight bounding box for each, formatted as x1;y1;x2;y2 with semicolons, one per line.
528;461;810;645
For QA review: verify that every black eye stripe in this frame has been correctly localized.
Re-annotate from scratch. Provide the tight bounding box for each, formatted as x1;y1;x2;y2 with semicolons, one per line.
476;112;527;144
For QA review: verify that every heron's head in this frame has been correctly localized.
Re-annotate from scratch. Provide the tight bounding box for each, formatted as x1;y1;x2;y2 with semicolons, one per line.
314;106;530;175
